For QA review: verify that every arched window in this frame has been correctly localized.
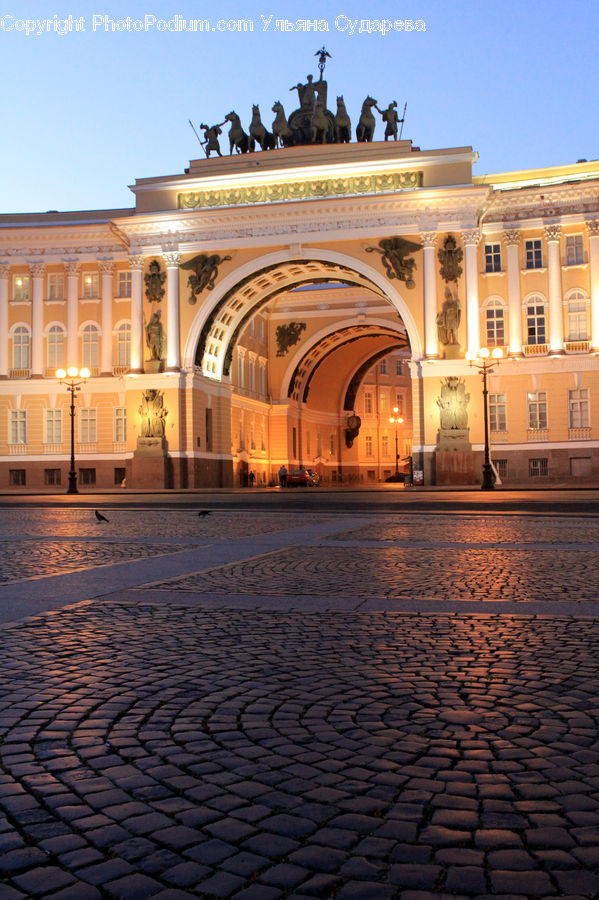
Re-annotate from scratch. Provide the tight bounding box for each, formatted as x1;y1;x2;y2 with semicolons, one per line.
566;290;588;341
116;322;131;367
484;298;506;347
525;295;547;346
47;325;65;369
82;324;99;368
12;326;30;369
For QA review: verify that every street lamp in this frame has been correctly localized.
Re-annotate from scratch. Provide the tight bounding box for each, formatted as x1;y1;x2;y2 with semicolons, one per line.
388;407;404;480
56;367;90;494
466;347;503;491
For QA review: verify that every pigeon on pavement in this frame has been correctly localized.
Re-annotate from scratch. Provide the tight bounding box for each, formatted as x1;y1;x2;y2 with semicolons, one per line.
95;510;109;523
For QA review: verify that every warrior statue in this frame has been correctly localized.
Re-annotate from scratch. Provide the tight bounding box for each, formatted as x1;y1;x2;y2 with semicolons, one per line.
436;286;461;346
139;389;167;438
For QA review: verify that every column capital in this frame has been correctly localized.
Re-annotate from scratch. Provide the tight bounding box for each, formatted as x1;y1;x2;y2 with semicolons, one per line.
64;260;80;276
420;231;437;248
163;251;181;267
544;224;562;242
29;262;46;277
461;228;481;246
128;254;145;270
586;219;599;238
0;262;10;278
99;259;114;274
503;229;521;246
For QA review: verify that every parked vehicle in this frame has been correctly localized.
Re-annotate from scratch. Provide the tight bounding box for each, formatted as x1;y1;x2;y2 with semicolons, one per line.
286;468;320;487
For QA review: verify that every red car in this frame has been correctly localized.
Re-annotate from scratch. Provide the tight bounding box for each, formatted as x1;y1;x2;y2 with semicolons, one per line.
286;468;320;487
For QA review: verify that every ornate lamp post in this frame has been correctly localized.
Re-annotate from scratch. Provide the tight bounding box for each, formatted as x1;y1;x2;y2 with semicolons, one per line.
56;367;90;494
388;407;404;480
466;347;503;491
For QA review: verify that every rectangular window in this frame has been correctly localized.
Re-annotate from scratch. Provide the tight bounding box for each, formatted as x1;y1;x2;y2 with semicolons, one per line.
565;234;584;265
395;359;403;375
114;467;126;486
45;409;62;444
528;392;548;430
486;305;505;347
9;410;27;444
47;273;65;300
249;359;256;392
205;408;213;452
117;271;132;297
381;435;389;457
527;304;546;345
365;435;373;456
79;468;96;485
82;272;99;298
292;427;297;458
237;355;245;388
489;394;507;432
484;243;502;272
395;395;404;416
568;299;588;340
79;408;97;443
114;407;127;443
367;469;376;481
525;239;543;269
364;392;373;414
379;359;387;374
9;469;26;486
568;388;590;428
13;275;30;301
44;468;61;486
529;458;548;477
495;459;508;479
379;393;388;414
329;433;336;455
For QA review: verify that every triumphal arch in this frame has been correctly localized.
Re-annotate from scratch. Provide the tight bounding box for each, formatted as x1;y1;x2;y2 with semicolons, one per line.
1;57;598;488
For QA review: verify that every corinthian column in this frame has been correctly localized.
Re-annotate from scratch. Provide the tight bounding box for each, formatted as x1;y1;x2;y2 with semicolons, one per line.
587;220;599;351
30;262;46;377
504;230;523;356
129;255;145;373
420;232;438;358
65;261;80;366
0;263;8;377
462;229;481;355
545;224;564;352
163;251;181;370
99;260;114;375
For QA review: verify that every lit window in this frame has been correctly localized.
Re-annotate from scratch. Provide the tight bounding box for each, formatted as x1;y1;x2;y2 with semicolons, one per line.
114;407;127;443
565;234;584;266
381;435;389;456
568;388;589;428
82;273;99;298
490;394;507;432
12;326;31;369
45;409;62;444
485;300;505;347
528;392;548;430
329;433;336;455
395;395;404;415
117;323;131;366
365;435;373;456
484;243;501;273
47;325;65;369
82;324;99;368
526;301;546;345
529;458;548;477
567;292;588;340
117;271;132;298
379;393;388;414
237;354;245;389
13;275;30;301
364;392;373;414
48;273;65;300
79;408;97;443
525;239;543;269
9;410;27;444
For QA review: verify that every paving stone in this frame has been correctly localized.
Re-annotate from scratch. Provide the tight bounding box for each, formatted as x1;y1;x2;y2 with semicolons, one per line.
12;865;75;895
103;872;165;898
388;863;442;888
490;869;556;895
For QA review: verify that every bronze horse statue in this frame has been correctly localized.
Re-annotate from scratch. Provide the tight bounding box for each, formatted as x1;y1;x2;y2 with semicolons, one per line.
249;104;276;151
224;111;250;154
335;96;351;143
356;96;378;142
272;101;294;148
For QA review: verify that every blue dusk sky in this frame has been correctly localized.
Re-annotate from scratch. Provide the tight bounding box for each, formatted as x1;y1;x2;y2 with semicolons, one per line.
1;0;597;214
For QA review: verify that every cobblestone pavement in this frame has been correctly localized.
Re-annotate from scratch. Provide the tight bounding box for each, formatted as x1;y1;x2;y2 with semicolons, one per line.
151;545;599;603
0;606;598;899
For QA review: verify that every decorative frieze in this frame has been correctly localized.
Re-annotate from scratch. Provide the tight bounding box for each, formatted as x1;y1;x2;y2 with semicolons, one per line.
178;170;424;210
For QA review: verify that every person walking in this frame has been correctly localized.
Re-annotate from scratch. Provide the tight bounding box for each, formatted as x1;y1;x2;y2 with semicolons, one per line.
278;465;288;488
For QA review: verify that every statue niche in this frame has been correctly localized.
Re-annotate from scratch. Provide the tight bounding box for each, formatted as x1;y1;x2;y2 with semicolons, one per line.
436;285;462;359
139;389;167;439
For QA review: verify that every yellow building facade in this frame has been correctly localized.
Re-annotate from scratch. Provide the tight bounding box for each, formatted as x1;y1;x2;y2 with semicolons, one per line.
0;139;598;488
